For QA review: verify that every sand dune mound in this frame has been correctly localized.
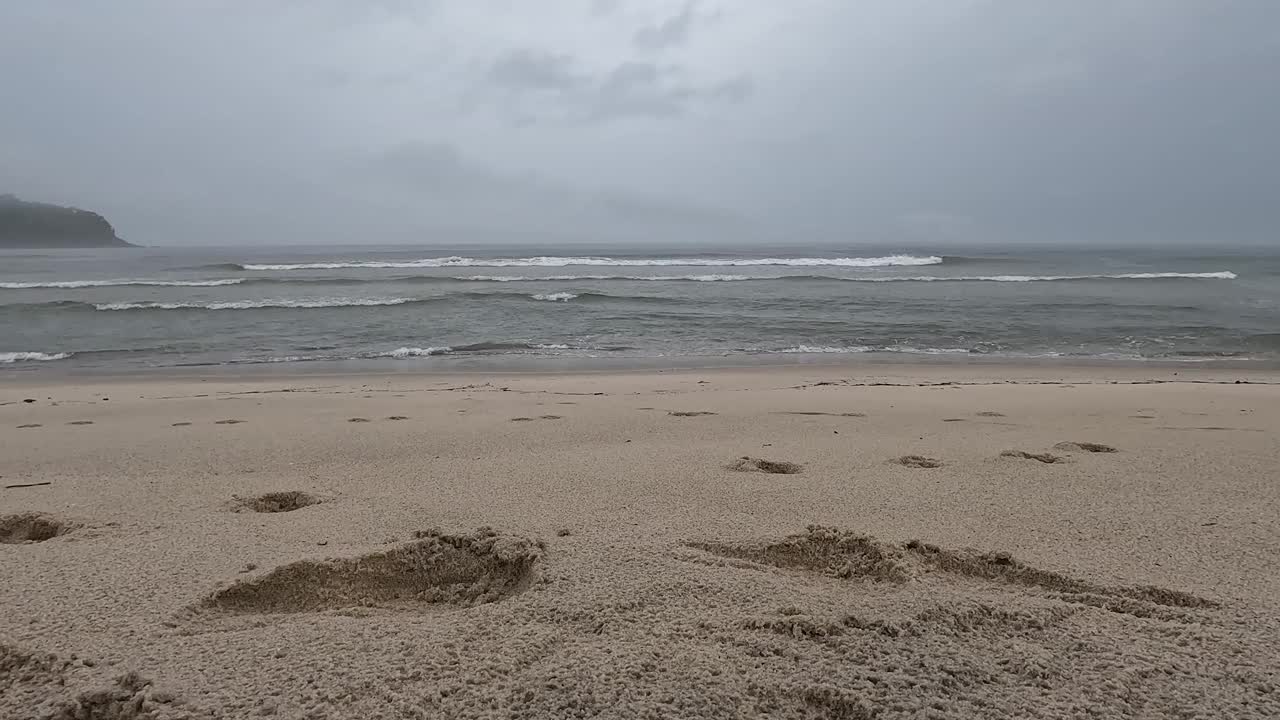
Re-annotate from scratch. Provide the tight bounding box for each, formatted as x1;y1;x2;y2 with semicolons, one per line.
728;457;803;474
0;513;76;544
199;528;543;615
1054;441;1118;453
232;491;324;514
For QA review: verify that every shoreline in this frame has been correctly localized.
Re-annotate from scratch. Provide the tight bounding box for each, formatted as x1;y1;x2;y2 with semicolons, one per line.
5;351;1280;385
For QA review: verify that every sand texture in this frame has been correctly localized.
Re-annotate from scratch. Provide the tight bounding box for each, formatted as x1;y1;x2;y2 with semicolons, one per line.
2;364;1279;719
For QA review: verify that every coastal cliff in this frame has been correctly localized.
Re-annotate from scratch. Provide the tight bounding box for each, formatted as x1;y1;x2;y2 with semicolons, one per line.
0;195;133;248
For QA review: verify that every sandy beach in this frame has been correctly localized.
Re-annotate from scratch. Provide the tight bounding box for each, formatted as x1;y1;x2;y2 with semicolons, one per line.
2;363;1278;719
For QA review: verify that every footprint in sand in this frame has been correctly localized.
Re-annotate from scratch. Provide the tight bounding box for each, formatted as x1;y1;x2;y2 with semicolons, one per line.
678;528;1244;714
1053;441;1118;453
539;415;563;420
728;457;803;474
386;416;410;421
0;513;79;544
172;422;193;427
1158;425;1263;433
779;411;866;417
214;419;245;425
1000;450;1067;464
941;418;966;423
975;411;1006;418
348;417;371;423
688;525;1216;618
191;528;540;617
669;411;717;417
66;420;94;426
231;491;325;514
892;455;944;469
17;424;42;429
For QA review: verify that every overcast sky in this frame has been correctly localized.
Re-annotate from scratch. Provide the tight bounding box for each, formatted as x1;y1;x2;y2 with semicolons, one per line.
2;1;1278;246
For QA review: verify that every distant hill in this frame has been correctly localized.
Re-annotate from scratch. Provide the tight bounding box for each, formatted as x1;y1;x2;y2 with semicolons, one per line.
0;195;133;248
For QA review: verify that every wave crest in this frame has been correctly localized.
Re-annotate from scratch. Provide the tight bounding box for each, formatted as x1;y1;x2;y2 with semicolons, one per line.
94;297;418;311
778;345;971;355
434;271;1240;283
1;279;244;289
1;351;72;363
241;255;943;271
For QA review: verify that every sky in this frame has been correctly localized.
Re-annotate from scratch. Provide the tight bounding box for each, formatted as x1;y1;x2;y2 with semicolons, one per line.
2;1;1278;246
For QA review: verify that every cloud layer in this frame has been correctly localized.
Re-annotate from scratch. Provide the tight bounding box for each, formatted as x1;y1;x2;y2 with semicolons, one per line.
2;1;1277;245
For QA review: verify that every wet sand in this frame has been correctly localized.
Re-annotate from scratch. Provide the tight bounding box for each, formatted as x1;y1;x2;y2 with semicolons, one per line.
2;364;1278;718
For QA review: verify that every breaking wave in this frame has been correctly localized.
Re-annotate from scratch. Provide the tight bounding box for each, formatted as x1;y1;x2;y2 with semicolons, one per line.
456;271;1237;283
93;297;420;311
0;351;73;363
239;255;944;270
375;342;626;360
459;274;753;282
777;345;972;355
1;278;244;289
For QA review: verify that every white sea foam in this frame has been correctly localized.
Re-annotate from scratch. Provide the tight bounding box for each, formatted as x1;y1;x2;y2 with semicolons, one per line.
782;271;1238;283
455;271;1236;283
0;278;244;289
0;351;73;363
94;297;416;311
459;274;756;282
778;345;970;355
779;345;875;354
530;292;579;302
242;255;944;270
910;271;1239;282
382;346;452;358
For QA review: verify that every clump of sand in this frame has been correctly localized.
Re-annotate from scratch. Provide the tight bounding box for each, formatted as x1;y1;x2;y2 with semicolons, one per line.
0;644;191;720
728;457;803;474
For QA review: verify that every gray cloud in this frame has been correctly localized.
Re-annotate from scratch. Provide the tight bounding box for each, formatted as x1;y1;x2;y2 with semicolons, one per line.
488;49;584;92
633;2;700;51
484;50;751;124
1;1;1277;245
590;0;623;17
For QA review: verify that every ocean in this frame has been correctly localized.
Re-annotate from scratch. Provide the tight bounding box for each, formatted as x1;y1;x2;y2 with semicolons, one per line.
3;242;1278;372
